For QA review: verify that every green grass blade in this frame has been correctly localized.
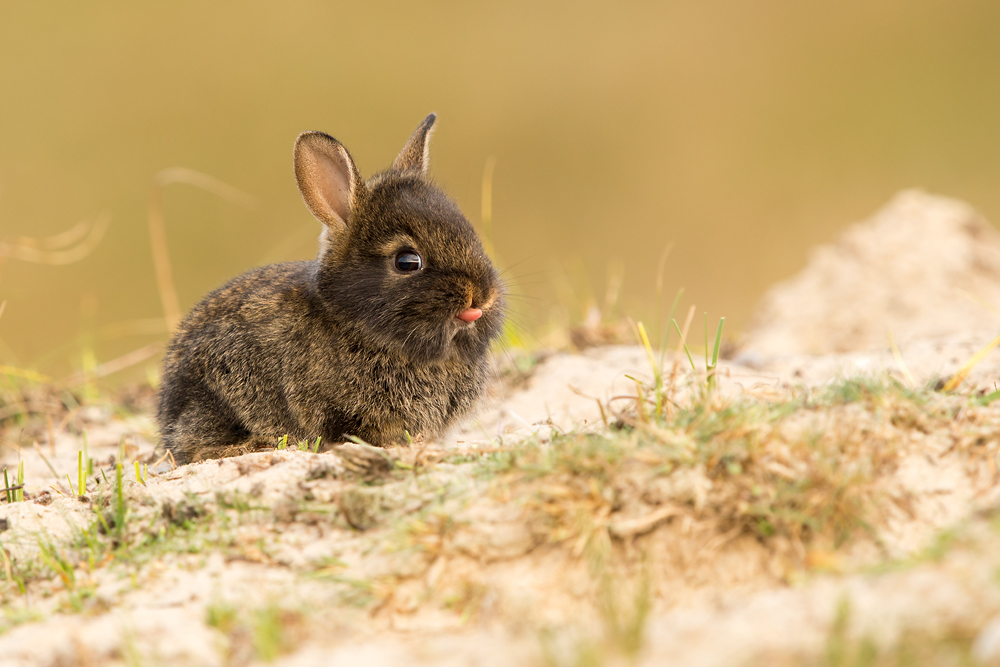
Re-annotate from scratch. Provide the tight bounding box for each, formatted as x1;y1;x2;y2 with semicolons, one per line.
671;318;697;373
636;322;659;382
704;312;709;370
632;378;648;423
667;288;683;334
705;317;726;394
976;389;1000;405
659;288;684;373
115;462;125;536
711;317;726;367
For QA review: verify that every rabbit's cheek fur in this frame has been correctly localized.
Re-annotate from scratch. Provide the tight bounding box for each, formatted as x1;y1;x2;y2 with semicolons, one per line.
316;263;483;364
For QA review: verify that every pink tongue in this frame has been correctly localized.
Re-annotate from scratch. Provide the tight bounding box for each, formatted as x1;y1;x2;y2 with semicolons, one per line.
457;308;483;322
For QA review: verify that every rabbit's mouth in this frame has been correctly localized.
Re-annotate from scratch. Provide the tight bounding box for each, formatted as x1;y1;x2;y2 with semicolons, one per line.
456;307;483;324
451;299;494;333
447;304;492;339
454;290;499;326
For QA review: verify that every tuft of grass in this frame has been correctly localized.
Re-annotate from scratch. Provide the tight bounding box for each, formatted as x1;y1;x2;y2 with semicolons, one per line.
594;565;651;660
819;375;917;407
251;604;299;662
793;598;980;667
629;313;725;424
0;542;25;594
205;599;238;634
747;596;988;666
35;539;99;612
942;331;1000;392
442;579;490;625
2;462;24;504
207;600;306;664
819;599;876;667
462;372;950;565
0;605;43;635
2;461;24;504
541;552;653;667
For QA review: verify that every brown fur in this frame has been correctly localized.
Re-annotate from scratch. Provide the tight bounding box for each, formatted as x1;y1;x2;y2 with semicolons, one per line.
157;115;505;463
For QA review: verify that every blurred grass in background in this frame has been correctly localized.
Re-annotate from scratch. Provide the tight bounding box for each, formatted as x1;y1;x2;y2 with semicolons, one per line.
2;1;1000;380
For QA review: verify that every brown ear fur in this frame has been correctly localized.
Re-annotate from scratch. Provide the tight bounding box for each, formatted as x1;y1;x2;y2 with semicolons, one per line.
294;131;365;229
392;113;436;174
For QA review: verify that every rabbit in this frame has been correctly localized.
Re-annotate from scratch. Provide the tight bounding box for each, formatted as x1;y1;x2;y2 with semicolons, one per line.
157;114;505;464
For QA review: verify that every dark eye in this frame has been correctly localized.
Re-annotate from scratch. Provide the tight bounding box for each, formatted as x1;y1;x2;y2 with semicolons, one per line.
394;251;422;272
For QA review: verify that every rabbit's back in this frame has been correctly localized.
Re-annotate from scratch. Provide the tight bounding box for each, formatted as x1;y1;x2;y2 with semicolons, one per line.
158;262;318;457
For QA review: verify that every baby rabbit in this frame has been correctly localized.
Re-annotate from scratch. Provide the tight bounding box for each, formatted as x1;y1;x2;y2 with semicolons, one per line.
157;114;505;464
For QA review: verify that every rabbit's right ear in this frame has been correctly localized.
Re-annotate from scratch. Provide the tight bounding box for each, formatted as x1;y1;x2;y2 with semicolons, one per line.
294;132;365;229
392;113;436;174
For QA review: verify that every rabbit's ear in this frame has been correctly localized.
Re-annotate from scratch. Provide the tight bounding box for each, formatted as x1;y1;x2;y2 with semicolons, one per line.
392;113;437;174
294;131;365;229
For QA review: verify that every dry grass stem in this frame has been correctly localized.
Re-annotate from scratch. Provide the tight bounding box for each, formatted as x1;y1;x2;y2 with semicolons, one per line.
58;342;162;389
148;167;255;331
0;215;110;266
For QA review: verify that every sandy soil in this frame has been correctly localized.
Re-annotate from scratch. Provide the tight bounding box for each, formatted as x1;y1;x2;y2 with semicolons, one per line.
2;190;1000;666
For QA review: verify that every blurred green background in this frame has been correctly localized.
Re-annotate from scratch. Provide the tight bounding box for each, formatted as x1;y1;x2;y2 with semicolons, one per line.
2;1;1000;379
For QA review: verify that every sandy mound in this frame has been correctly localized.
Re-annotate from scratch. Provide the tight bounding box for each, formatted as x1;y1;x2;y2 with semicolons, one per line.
2;189;1000;666
742;190;1000;356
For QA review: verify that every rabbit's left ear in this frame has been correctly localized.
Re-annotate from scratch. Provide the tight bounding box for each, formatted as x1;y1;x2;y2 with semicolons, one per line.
392;113;437;174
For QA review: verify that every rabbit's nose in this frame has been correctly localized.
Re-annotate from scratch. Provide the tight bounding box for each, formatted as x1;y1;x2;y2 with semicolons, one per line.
457;308;483;322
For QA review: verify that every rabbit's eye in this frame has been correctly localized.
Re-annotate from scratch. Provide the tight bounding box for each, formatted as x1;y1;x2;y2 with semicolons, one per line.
394;251;422;273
